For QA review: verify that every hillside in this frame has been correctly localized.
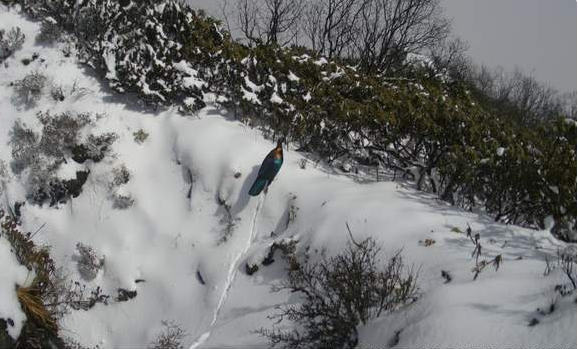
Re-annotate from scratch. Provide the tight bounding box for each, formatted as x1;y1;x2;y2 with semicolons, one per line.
0;4;576;349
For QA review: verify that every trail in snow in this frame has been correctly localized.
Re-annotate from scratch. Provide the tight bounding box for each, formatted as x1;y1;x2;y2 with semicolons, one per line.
189;193;265;349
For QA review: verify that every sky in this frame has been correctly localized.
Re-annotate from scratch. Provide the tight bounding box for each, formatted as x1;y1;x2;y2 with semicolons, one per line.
187;0;576;94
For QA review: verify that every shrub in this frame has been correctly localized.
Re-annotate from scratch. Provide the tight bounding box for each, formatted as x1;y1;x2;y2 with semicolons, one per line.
0;26;25;60
36;17;63;44
112;194;134;210
148;320;187;349
259;228;419;348
74;243;104;281
133;129;149;144
12;71;47;105
9;112;117;206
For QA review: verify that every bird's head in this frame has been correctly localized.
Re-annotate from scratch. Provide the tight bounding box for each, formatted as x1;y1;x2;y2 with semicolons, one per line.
276;137;285;150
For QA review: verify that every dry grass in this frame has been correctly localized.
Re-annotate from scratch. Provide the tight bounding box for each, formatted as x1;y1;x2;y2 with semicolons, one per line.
16;286;56;330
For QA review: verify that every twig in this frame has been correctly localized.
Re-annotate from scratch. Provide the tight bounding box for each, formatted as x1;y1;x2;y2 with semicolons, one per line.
29;223;46;240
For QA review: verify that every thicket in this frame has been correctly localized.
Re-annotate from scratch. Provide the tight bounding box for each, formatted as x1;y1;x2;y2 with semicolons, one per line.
12;0;576;240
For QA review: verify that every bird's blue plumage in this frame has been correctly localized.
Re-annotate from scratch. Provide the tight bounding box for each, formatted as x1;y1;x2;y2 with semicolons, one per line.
249;145;284;196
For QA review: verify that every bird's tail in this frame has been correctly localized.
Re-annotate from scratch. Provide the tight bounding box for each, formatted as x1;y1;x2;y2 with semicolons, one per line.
248;178;268;196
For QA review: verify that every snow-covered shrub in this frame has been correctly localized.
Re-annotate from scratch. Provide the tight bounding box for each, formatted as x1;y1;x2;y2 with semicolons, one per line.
12;71;47;105
112;165;130;187
149;320;188;349
0;26;25;60
37;111;91;158
36;18;62;44
72;132;118;164
109;165;134;209
260;234;418;348
65;0;223;109
74;242;104;281
9;112;116;206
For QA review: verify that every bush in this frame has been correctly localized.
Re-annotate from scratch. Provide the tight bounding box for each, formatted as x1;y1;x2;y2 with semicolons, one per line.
148;320;187;349
260;229;419;348
36;17;63;44
9;112;117;206
74;243;104;281
0;26;25;60
112;194;134;210
133;129;149;144
12;71;48;105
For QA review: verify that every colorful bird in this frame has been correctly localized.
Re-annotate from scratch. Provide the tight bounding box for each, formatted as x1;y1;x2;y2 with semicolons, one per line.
248;138;284;196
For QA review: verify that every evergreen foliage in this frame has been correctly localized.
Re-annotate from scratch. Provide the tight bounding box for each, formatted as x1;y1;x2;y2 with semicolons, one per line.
14;0;576;240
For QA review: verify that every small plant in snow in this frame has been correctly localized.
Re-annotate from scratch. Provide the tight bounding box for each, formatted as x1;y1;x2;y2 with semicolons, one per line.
74;242;104;281
112;193;134;210
50;82;65;101
558;247;577;290
149;320;188;349
12;71;48;105
110;165;134;209
37;111;91;158
0;159;8;196
298;158;307;170
544;246;577;291
464;225;502;280
133;129;149;144
217;196;240;244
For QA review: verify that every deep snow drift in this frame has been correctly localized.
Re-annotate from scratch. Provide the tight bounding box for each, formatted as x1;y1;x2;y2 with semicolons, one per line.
0;6;575;348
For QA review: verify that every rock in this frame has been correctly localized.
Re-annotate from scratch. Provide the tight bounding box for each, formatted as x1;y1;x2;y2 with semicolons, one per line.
245;263;259;275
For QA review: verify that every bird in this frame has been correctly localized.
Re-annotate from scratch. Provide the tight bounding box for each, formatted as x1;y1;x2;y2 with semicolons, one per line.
248;138;284;196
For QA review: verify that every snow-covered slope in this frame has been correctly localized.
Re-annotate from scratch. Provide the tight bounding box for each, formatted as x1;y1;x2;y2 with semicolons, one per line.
0;6;575;348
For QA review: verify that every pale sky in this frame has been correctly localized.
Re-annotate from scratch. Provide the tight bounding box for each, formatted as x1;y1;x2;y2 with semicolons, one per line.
187;0;576;94
441;0;576;94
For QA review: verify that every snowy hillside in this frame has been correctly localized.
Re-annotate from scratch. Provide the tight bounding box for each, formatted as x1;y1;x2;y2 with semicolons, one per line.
0;5;576;349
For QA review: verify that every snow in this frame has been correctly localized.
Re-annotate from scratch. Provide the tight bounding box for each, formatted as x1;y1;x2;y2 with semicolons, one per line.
0;237;31;340
287;70;300;82
313;57;328;66
241;87;261;104
270;92;283;104
56;161;86;180
0;7;575;349
243;76;263;92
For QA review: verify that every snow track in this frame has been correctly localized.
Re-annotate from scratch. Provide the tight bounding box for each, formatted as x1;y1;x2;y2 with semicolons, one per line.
190;193;265;349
